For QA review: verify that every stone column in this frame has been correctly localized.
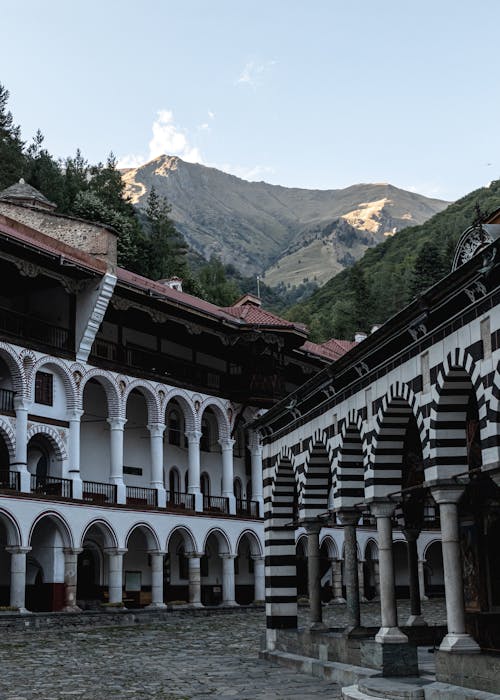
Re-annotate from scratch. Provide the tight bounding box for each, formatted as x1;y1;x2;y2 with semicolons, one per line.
358;560;367;602
252;555;265;602
107;418;126;504
68;409;83;499
219;438;236;515
373;559;381;601
105;548;126;604
147;551;166;608
337;510;361;628
403;528;426;626
305;523;323;627
370;501;407;643
6;546;30;613
221;554;237;606
13;396;30;492
187;553;203;607
431;486;480;653
418;559;428;601
332;558;345;603
186;430;203;511
63;547;82;612
148;423;166;508
248;433;264;517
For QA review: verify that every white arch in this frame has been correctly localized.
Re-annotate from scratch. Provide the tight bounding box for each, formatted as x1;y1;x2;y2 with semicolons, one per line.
125;522;161;552
80;369;122;418
202;527;231;555
29;356;78;411
0;343;26;397
198;397;231;440
27;424;67;461
80;518;118;549
320;534;339;560
0;417;15;460
0;507;22;547
236;529;263;557
123;379;162;424
164;390;197;433
29;510;74;549
166;525;198;554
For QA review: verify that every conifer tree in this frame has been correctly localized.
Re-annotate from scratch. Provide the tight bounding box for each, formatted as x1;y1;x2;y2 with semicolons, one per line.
407;241;448;300
0;84;25;189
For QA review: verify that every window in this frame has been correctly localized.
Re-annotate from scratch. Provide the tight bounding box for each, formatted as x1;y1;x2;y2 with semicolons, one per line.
169;467;180;495
200;416;211;452
35;372;53;406
246;480;252;501
177;545;188;580
233;477;242;500
201;472;210;497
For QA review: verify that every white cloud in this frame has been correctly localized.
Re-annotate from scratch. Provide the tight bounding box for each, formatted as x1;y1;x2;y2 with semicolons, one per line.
118;109;203;169
215;162;275;182
208;110;215;119
236;60;276;88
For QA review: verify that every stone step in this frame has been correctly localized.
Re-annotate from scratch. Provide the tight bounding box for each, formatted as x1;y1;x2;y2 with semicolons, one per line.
358;676;431;699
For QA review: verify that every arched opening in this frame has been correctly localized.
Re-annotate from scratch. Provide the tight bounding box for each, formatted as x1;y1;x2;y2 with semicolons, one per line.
123;526;159;608
233;477;242;500
124;389;152;496
28;515;71;611
296;537;308;597
77;521;117;608
165;528;195;604
235;532;261;605
319;539;334;603
0;356;15;417
169;467;180;496
201;531;228;606
364;540;379;601
81;378;112;488
27;433;64;494
167;405;182;447
424;541;444;598
0;519;11;605
201;472;210;498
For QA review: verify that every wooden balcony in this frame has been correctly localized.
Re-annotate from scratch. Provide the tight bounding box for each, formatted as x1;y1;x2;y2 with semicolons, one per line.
235;498;259;518
0;306;72;354
82;480;117;505
0;388;15;414
166;490;194;511
203;494;229;514
31;475;72;499
126;485;157;508
0;469;20;492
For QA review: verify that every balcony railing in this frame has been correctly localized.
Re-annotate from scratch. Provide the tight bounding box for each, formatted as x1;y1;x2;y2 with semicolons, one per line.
126;485;157;508
166;490;195;511
0;306;72;353
31;475;72;499
235;498;259;518
82;480;117;505
90;339;223;392
0;470;20;491
203;494;229;514
0;388;15;413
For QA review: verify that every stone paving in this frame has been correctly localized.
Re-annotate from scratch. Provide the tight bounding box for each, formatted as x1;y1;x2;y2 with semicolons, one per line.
0;600;446;700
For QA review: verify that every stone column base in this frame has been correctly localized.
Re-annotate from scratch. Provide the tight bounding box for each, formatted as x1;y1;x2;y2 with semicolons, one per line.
332;597;346;604
375;626;408;644
146;602;167;610
439;633;480;653
62;605;82;613
189;601;203;608
406;614;427;627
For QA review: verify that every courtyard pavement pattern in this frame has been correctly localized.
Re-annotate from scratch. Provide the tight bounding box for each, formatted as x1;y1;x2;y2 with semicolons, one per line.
0;600;446;700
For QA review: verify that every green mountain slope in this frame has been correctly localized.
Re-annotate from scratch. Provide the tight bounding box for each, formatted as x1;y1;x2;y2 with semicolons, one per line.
286;180;500;342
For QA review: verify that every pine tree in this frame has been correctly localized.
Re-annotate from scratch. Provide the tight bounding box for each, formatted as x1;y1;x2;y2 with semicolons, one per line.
197;256;240;305
24;130;66;207
407;242;448;300
0;84;25;189
145;187;189;281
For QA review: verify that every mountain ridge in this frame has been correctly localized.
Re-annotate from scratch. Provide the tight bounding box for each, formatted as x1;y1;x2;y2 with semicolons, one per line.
122;155;449;287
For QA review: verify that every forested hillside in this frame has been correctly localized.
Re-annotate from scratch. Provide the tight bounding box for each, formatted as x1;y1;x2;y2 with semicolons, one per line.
287;180;500;341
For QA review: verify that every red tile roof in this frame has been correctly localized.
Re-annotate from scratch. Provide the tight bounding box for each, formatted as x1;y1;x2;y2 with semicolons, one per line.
301;338;357;361
220;302;307;331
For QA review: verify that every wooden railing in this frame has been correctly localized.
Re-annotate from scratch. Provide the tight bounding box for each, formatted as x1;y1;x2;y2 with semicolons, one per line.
0;470;20;491
82;480;117;505
235;498;259;518
203;494;229;514
0;306;72;352
166;490;195;511
31;475;72;499
126;485;157;508
0;388;15;413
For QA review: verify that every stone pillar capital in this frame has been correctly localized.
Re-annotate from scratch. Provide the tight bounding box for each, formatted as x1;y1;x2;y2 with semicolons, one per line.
186;551;204;559
13;395;30;411
63;547;83;556
147;422;166;437
247;432;263;454
107;417;127;430
185;429;202;444
369;500;397;519
220;553;237;560
104;547;127;556
148;550;166;557
402;527;421;542
336;508;361;526
430;485;465;505
251;555;265;562
6;546;31;555
68;409;84;421
303;521;322;535
218;437;235;451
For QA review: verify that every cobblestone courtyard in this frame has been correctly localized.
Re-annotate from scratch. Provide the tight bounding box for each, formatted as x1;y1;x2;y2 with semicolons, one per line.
0;601;446;700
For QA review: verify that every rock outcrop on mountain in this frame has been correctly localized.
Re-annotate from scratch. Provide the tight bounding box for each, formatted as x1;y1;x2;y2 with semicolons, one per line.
122;155;449;288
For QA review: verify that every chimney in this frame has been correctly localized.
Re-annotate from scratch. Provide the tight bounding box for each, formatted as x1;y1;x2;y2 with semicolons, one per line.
159;276;183;292
354;331;367;343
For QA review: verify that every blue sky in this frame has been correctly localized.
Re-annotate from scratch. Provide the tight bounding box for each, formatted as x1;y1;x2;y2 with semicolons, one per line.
2;0;499;201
